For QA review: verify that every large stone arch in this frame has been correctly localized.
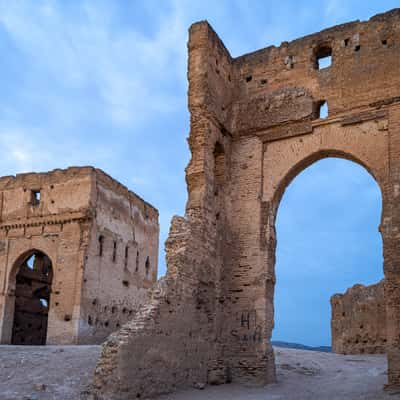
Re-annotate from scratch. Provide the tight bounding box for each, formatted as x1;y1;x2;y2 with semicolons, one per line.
264;122;388;215
257;120;388;381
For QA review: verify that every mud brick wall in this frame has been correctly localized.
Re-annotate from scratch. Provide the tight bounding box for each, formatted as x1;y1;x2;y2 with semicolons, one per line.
0;166;158;345
331;281;387;354
90;9;400;399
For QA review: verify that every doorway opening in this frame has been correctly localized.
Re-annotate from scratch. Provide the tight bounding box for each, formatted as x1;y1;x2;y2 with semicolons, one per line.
11;251;53;345
272;157;383;349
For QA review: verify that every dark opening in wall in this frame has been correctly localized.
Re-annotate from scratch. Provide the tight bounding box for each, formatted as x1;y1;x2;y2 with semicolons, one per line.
315;45;332;70
344;38;350;47
30;190;41;206
354;45;361;52
136;250;139;272
381;39;388;47
124;245;129;267
112;241;117;262
314;100;329;119
145;257;150;276
98;236;104;257
11;251;53;345
245;75;252;82
213;142;225;193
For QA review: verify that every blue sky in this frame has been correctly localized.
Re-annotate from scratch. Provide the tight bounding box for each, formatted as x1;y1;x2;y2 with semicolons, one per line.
0;0;395;346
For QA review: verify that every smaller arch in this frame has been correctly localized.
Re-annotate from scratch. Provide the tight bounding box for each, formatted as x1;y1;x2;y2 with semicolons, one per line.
8;248;54;288
10;249;53;345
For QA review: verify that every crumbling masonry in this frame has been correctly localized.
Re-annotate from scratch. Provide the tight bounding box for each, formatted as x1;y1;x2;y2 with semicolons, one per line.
331;281;387;355
0;167;159;345
91;9;400;398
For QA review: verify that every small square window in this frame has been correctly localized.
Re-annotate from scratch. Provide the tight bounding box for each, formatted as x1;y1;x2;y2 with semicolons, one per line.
315;46;332;70
314;100;329;120
318;56;332;69
318;101;329;119
30;190;41;206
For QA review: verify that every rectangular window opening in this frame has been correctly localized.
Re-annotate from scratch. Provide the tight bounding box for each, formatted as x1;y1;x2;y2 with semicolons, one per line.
112;241;117;262
317;55;332;70
124;245;129;267
30;190;41;206
319;101;329;119
99;236;104;257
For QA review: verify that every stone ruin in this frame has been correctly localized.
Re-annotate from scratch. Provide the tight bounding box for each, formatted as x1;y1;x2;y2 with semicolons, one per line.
0;166;159;345
87;8;400;399
331;281;387;355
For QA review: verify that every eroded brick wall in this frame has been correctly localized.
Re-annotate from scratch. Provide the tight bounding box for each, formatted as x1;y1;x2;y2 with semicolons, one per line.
90;9;400;398
78;169;159;344
0;167;158;345
331;281;387;354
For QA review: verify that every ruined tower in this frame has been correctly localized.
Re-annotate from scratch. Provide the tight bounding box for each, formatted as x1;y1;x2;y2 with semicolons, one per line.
0;166;159;345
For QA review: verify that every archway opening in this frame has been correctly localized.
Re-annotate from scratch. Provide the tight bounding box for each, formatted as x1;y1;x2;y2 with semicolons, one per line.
11;251;53;345
272;157;383;349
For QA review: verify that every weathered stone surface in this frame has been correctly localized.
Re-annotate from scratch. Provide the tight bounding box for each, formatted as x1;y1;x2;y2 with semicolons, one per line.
331;281;387;355
90;8;400;399
0;166;159;345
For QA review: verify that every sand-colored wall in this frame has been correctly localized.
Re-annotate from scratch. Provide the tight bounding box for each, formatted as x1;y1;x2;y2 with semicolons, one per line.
78;170;159;343
0;167;158;345
331;281;387;354
90;9;400;399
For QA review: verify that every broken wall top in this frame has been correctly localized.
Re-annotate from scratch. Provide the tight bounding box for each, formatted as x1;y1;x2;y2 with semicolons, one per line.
0;166;158;224
189;8;400;138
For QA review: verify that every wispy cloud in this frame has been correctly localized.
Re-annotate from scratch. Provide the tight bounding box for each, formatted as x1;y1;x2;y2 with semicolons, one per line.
0;1;186;127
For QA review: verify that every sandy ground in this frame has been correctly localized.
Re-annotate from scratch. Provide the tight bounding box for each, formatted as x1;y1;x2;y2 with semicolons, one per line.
162;347;397;400
0;345;399;399
0;345;101;400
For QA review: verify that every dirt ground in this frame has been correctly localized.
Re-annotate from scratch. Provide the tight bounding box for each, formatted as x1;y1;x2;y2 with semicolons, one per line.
162;347;398;400
0;345;398;400
0;345;101;400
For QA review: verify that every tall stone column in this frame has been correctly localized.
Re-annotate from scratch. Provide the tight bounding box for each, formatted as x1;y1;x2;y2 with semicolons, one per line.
385;104;400;389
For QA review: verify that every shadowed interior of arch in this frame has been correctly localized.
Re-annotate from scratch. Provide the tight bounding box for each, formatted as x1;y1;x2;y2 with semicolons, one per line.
11;251;53;345
272;157;383;348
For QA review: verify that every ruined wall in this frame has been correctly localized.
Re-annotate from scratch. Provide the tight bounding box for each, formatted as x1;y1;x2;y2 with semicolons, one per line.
78;169;159;344
331;281;387;354
90;9;400;399
90;22;235;399
0;167;93;344
0;167;158;345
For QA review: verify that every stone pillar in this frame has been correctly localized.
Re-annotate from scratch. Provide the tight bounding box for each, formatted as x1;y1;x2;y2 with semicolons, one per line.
384;104;400;389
